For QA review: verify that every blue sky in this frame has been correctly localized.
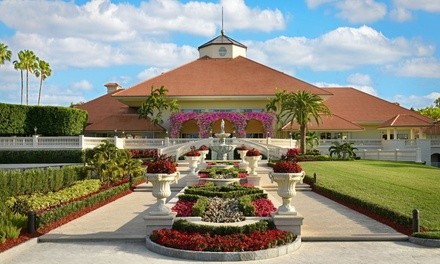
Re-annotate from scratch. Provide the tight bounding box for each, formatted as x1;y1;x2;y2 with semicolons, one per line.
0;0;439;109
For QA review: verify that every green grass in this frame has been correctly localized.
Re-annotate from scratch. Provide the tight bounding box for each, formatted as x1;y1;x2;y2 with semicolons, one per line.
300;160;440;231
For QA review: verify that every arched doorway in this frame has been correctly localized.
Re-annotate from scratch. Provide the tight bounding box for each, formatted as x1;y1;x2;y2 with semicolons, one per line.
181;119;199;138
245;119;265;138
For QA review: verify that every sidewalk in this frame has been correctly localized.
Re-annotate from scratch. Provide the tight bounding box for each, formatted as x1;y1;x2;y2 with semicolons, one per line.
2;163;439;264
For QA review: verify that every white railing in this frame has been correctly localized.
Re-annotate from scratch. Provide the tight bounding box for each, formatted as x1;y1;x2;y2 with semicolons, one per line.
357;149;418;162
0;136;434;164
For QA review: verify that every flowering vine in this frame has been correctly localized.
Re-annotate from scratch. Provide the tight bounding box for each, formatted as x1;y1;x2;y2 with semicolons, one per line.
168;112;274;138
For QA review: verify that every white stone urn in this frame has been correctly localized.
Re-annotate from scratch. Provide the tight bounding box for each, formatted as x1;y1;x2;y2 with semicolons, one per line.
198;149;209;170
269;171;305;215
245;155;261;176
145;172;180;215
185;155;201;177
237;149;249;169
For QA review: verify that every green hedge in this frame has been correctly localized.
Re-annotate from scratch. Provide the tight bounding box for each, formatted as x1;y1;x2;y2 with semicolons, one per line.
0;166;87;198
172;219;276;235
0;150;83;164
309;181;412;227
37;182;130;228
0;103;87;136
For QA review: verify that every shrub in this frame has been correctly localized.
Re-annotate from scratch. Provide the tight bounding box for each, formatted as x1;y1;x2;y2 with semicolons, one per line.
0;166;87;198
236;145;248;151
245;148;260;156
273;161;302;173
0;103;87;136
186;146;201;156
0;150;83;164
145;154;177;174
198;145;209;151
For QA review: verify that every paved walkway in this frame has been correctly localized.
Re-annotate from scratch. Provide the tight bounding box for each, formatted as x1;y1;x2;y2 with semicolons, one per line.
1;163;440;264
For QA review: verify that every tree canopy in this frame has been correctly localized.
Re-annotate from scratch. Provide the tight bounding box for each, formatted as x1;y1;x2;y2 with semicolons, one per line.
138;86;179;126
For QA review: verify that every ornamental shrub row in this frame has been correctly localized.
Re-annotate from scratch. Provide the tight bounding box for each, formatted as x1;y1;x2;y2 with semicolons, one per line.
0;166;87;198
0;150;83;164
7;179;101;214
310;183;412;227
172;219;276;236
37;181;131;228
0;103;87;136
184;183;264;199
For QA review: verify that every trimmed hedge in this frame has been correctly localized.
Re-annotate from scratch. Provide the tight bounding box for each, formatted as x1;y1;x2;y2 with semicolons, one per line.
37;182;130;228
0;103;87;136
172;219;276;236
0;166;87;198
308;179;413;228
0;150;83;164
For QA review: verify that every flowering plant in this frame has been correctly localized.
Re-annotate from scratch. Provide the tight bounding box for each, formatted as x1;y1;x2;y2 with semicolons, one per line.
150;228;294;252
272;161;302;173
186;146;201;156
145;154;177;174
198;145;209;151
252;198;276;217
236;145;248;151
245;148;261;156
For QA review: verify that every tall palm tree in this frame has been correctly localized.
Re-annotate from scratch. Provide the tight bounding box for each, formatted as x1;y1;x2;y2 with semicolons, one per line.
0;42;12;67
35;59;51;105
280;90;331;154
13;52;24;105
17;50;39;105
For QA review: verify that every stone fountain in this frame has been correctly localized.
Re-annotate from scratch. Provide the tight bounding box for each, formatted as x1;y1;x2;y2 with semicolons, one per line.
210;119;236;160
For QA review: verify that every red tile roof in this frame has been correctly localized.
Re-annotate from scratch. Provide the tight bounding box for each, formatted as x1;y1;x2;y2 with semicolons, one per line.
379;114;433;128
75;90;164;132
282;114;364;131
85;114;164;132
114;56;332;98
75;90;134;125
321;88;433;125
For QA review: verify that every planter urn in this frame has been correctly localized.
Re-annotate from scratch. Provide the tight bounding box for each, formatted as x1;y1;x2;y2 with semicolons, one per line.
237;149;249;169
144;172;180;215
245;155;261;176
269;171;305;215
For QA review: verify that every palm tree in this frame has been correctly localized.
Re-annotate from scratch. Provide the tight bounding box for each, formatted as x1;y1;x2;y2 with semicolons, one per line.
329;142;358;159
265;89;288;138
0;42;12;67
138;85;179;125
280;90;330;154
34;59;51;105
21;50;39;105
13;53;24;105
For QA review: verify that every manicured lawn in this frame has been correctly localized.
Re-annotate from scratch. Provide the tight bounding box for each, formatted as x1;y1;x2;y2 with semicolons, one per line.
300;160;440;231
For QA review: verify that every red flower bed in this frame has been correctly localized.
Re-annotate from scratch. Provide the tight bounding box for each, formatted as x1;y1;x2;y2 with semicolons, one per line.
272;161;302;173
171;200;195;217
150;228;294;252
252;198;276;217
245;148;260;156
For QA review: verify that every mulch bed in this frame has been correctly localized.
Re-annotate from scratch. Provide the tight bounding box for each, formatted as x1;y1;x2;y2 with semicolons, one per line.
0;183;140;253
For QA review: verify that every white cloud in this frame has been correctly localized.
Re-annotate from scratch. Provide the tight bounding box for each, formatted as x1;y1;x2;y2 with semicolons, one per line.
137;67;170;81
390;7;413;22
306;0;336;9
305;0;386;23
71;80;93;91
248;25;433;72
313;80;378;96
336;0;387;24
0;0;285;40
392;93;439;109
346;73;372;86
387;58;440;78
393;0;440;13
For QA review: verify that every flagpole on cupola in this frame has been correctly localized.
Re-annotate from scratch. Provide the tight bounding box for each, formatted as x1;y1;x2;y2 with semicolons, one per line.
221;6;224;35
